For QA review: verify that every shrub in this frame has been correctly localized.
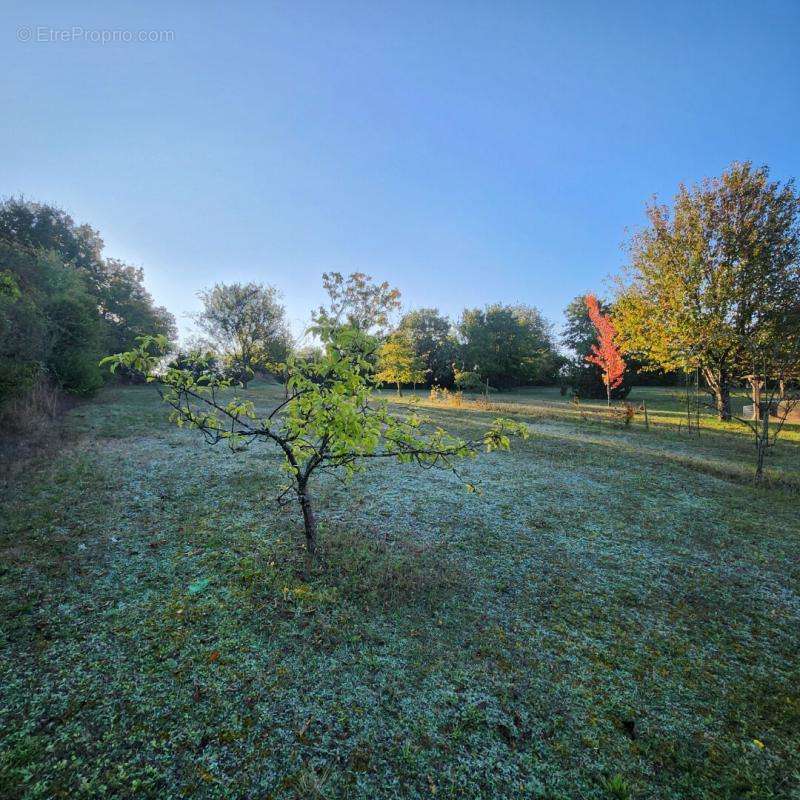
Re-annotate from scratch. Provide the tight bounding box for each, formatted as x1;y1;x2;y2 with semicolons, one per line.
453;369;485;393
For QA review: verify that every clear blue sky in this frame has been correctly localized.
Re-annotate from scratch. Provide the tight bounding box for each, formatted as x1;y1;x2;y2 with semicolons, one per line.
3;1;799;341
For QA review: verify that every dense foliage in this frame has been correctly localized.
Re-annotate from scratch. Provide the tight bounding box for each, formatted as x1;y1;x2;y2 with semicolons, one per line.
614;162;800;419
0;198;175;405
375;332;427;394
457;304;562;389
396;308;458;387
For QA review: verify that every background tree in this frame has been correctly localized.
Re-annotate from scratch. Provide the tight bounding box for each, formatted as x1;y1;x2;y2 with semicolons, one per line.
313;271;401;335
375;332;427;395
562;294;628;399
458;304;560;389
584;294;626;405
193;282;291;387
99;259;177;354
0;197;105;289
562;294;677;397
105;324;528;575
614;162;800;420
397;308;458;387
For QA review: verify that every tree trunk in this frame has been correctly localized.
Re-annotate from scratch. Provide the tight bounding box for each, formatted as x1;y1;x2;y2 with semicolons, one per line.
606;379;611;407
297;482;318;576
396;382;402;396
703;367;732;421
754;404;771;481
749;377;763;422
716;381;731;421
755;441;765;480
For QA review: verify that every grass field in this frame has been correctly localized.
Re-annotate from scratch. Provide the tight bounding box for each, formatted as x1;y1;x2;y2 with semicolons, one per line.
1;383;799;799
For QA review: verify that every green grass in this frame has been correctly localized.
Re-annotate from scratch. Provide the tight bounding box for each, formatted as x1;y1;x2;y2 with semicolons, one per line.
1;382;799;799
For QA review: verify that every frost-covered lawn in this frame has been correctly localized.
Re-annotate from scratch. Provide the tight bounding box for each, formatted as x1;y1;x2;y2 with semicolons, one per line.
1;382;799;799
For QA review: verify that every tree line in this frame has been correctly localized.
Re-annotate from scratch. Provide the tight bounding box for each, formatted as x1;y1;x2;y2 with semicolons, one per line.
3;160;798;426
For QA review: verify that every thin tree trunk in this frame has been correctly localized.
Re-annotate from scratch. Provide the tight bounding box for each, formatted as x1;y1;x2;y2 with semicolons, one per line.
750;377;763;422
754;403;771;481
397;382;402;396
606;379;611;407
755;443;764;480
297;482;318;577
717;379;731;421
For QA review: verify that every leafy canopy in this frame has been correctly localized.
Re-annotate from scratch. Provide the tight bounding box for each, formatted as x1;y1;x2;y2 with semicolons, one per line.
193;282;291;377
375;332;427;392
614;162;800;378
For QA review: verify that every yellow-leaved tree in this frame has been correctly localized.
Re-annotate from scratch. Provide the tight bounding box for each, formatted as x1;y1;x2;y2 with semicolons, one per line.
614;162;800;420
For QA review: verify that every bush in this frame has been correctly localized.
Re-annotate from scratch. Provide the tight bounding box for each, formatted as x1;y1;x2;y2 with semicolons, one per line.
565;363;631;400
453;369;486;393
50;350;103;396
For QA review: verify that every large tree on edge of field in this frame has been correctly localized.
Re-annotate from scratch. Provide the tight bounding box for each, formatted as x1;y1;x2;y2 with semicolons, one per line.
0;197;177;397
614;162;800;420
103;324;528;576
193;282;291;387
99;259;177;353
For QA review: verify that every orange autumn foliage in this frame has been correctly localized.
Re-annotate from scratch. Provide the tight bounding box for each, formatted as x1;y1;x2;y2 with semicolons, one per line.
585;294;626;395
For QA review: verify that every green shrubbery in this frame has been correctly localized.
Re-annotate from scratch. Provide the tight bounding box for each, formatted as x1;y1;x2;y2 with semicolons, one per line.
0;198;176;416
453;369;485;393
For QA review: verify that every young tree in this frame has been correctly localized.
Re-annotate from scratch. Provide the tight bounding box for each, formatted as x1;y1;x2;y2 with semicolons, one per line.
193;282;291;386
375;332;427;395
104;324;528;575
614;162;800;420
728;314;800;480
562;294;632;399
584;294;626;406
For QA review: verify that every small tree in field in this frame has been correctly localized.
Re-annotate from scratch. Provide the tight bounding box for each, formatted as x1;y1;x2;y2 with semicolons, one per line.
375;333;427;395
585;294;626;406
103;324;528;575
730;327;800;480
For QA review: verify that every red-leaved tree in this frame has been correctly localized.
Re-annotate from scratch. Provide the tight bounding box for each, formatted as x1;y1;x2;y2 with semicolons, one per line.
585;294;626;406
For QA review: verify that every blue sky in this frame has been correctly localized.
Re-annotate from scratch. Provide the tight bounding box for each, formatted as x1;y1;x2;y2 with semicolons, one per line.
3;1;799;341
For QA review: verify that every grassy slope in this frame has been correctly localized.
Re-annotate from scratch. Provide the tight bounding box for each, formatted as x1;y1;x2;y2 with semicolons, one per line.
1;383;798;799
